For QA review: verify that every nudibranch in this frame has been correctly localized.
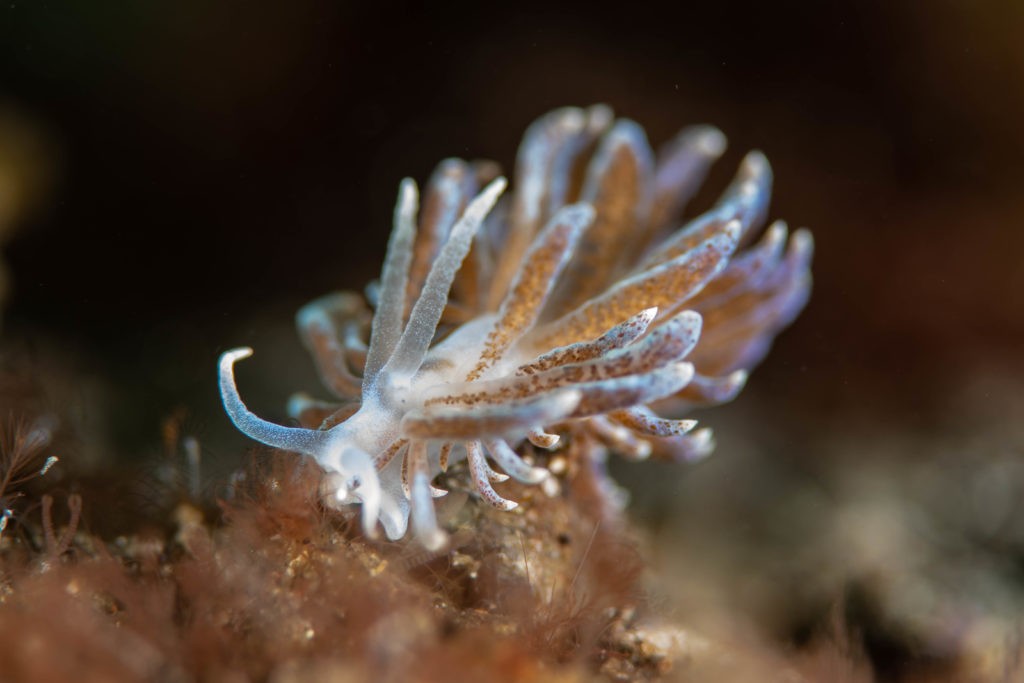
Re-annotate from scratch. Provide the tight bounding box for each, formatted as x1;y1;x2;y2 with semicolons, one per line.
219;106;812;549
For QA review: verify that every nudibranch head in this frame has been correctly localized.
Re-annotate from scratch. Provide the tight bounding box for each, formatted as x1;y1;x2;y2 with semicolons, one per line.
220;105;813;549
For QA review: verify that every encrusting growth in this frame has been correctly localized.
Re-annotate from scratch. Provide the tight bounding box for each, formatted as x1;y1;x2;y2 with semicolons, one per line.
219;105;813;549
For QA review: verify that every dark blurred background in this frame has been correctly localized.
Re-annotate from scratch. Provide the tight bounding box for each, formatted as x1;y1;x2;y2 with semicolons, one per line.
0;1;1022;675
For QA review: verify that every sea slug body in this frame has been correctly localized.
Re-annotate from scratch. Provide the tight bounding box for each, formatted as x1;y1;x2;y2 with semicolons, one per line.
219;105;813;549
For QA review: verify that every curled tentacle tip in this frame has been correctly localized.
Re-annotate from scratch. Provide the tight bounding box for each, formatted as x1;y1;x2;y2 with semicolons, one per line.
221;347;254;365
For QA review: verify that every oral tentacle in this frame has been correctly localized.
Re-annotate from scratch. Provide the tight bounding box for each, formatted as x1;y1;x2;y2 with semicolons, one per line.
219;348;329;457
364;178;419;385
383;177;507;380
